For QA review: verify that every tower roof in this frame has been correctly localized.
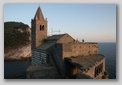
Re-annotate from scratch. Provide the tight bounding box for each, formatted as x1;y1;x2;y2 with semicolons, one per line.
34;6;44;20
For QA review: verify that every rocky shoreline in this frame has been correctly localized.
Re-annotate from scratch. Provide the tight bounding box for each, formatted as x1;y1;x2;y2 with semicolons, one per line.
4;44;31;62
4;57;31;62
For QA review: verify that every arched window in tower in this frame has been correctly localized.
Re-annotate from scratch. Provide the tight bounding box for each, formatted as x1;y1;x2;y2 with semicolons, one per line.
40;25;44;31
42;25;44;30
40;25;42;30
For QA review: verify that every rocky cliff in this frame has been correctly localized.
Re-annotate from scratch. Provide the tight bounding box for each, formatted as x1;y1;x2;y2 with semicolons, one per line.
4;21;31;61
4;44;31;61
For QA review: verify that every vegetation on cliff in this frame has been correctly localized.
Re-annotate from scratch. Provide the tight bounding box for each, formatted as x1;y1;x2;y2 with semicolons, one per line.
4;21;31;53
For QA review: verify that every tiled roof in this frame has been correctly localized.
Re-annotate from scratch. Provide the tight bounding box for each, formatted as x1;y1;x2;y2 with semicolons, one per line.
46;34;67;41
65;54;105;71
36;34;68;50
36;42;55;50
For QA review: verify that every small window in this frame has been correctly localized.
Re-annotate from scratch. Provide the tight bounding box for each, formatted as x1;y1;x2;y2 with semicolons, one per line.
42;25;44;30
40;25;44;31
40;25;42;30
94;63;103;77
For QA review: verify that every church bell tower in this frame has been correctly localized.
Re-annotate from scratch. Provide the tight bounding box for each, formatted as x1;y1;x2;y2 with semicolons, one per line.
31;6;47;50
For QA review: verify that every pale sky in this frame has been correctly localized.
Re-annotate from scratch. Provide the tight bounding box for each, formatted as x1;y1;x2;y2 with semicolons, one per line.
4;4;116;42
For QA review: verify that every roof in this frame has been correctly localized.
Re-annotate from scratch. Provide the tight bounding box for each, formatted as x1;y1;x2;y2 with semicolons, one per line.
46;34;67;41
34;7;44;20
65;54;105;71
36;33;70;50
36;42;55;50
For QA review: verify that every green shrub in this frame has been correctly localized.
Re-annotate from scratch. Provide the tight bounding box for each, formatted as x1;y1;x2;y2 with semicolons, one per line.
4;21;31;53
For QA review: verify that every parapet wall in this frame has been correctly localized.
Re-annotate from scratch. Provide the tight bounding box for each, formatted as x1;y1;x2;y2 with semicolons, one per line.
63;42;98;58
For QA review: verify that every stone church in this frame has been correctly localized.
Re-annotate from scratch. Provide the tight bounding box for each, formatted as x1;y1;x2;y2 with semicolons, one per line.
27;7;108;79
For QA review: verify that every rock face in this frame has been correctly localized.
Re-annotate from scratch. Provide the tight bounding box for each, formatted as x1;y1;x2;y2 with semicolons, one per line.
4;21;31;59
4;44;31;61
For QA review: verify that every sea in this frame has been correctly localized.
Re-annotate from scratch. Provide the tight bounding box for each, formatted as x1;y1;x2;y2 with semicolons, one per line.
4;43;116;79
98;42;116;79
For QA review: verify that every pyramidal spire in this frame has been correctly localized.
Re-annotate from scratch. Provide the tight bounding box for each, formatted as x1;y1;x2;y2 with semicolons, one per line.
34;6;44;20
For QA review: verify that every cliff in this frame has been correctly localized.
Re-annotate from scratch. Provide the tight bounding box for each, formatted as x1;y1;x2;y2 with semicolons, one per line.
4;44;31;61
4;21;31;61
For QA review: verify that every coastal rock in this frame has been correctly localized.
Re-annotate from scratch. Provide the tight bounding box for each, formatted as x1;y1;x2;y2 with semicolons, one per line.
4;44;31;61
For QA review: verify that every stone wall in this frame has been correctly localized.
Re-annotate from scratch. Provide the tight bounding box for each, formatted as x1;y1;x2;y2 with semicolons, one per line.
82;58;105;79
95;58;106;79
52;44;65;78
26;65;60;79
31;19;47;49
35;20;47;47
63;43;98;58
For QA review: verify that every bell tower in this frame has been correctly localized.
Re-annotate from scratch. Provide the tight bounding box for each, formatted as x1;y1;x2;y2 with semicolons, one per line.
31;6;47;49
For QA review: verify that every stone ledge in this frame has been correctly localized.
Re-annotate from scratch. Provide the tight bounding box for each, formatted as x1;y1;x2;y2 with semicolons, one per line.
26;65;60;79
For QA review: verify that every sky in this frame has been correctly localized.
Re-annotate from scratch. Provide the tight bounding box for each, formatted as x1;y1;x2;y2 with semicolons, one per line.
4;4;116;42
